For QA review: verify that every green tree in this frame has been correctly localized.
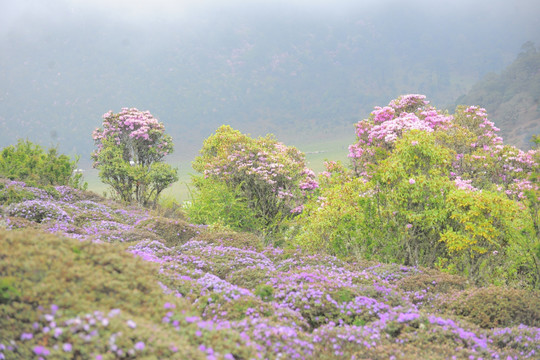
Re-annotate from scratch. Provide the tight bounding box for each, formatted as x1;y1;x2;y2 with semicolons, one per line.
91;108;178;206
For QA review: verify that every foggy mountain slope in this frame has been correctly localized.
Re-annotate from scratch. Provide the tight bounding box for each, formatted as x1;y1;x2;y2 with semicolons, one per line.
456;42;540;150
1;0;539;162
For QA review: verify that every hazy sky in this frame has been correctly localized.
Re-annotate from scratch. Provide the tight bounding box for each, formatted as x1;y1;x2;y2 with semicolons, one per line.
3;0;539;22
1;0;539;157
2;0;539;42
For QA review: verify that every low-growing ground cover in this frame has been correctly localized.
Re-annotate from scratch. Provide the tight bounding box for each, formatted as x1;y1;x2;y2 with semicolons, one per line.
1;180;539;359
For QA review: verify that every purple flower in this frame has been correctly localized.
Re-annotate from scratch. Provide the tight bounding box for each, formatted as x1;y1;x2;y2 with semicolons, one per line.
20;333;33;340
134;342;145;351
409;178;415;185
126;320;137;329
63;343;72;352
397;312;420;323
164;302;176;309
33;346;50;356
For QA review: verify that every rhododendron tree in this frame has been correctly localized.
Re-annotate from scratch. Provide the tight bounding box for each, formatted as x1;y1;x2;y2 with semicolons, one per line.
297;95;539;288
92;108;178;206
191;125;317;236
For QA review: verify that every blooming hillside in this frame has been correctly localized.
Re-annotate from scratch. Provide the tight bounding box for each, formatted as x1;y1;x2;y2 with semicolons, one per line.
0;179;539;359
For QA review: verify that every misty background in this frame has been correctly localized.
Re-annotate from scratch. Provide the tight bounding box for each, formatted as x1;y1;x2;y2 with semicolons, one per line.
1;0;539;174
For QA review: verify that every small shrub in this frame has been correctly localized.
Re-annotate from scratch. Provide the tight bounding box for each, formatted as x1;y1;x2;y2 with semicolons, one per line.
186;177;261;232
226;267;275;290
136;216;200;247
396;271;468;294
192;231;264;252
7;199;71;223
192;125;318;234
0;182;36;205
217;296;271;321
436;286;540;328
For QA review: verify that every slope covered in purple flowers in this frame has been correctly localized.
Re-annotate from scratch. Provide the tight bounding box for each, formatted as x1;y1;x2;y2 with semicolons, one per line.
1;179;539;359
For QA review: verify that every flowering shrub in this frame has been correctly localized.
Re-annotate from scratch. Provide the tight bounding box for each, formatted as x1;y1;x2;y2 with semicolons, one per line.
7;199;71;223
91;108;178;206
1;180;539;359
297;95;539;288
191;125;317;236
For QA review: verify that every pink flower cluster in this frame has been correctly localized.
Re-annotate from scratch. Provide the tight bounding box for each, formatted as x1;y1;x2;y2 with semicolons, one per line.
453;177;478;192
91;108;173;167
460;106;503;147
348;95;539;202
348;94;452;173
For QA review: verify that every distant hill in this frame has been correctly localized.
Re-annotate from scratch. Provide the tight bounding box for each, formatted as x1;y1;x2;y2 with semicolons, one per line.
2;2;537;162
455;42;540;150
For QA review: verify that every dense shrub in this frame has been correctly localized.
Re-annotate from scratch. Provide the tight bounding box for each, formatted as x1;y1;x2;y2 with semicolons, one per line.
436;286;540;328
7;199;71;223
0;139;85;189
0;229;263;359
295;95;539;288
191;125;317;237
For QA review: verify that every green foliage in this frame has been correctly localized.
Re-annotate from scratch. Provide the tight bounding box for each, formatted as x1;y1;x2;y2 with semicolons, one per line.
0;228;199;358
334;288;355;303
295;175;392;260
0;139;86;189
297;132;455;267
0;181;36;205
186;177;261;232
440;188;539;286
254;283;274;302
0;277;20;304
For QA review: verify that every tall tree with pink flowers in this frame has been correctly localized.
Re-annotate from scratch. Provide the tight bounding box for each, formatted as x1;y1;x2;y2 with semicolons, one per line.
296;94;539;288
92;108;178;206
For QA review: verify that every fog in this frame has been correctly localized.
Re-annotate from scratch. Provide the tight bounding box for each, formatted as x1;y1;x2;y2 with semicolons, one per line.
1;0;539;163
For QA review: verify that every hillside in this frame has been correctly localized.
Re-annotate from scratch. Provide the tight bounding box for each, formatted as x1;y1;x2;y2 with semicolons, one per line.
2;1;539;161
1;179;539;359
456;42;540;150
